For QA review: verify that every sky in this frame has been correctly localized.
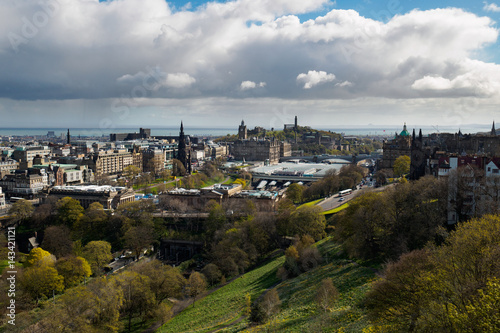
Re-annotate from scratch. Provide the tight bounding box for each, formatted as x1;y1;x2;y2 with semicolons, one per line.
2;0;500;131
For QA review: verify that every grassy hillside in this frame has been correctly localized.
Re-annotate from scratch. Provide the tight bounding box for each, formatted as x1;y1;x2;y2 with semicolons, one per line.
158;238;377;332
157;255;284;333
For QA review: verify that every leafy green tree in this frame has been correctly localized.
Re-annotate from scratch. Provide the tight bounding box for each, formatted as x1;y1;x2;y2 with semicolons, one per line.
365;215;500;332
131;260;185;305
82;241;113;275
393;155;410;177
201;263;222;286
365;249;435;331
55;256;92;288
56;197;84;228
289;205;326;240
113;271;155;331
73;202;109;243
204;200;226;240
187;271;207;307
286;183;304;203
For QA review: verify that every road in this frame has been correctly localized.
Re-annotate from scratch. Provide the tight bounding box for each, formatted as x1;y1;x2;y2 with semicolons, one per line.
317;184;379;211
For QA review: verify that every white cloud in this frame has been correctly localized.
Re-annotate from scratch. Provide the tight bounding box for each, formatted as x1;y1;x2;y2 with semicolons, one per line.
297;70;336;89
240;81;266;90
412;76;454;90
335;81;353;87
165;73;196;88
483;2;500;12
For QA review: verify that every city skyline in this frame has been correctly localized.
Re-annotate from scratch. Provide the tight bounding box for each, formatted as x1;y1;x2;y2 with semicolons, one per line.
2;0;500;128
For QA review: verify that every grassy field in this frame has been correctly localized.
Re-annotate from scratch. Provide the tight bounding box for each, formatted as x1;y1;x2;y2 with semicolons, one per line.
297;198;324;208
243;239;376;332
158;256;284;333
158;238;376;333
322;202;350;215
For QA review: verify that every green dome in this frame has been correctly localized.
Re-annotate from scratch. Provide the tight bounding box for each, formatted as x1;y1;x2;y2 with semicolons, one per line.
400;123;410;136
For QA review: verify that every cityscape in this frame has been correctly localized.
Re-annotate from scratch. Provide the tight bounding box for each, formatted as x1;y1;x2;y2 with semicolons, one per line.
2;0;500;332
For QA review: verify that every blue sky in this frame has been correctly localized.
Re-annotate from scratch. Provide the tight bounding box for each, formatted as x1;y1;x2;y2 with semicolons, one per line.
2;0;500;130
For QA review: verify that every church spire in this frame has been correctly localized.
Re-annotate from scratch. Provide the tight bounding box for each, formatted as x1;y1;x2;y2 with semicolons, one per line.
492;121;496;136
177;121;187;173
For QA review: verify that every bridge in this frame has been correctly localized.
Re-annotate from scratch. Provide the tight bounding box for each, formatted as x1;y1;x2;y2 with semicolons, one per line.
280;154;376;164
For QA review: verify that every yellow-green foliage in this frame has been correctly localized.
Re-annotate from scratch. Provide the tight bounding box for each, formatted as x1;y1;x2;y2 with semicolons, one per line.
233;178;247;188
322;203;350;215
24;247;52;267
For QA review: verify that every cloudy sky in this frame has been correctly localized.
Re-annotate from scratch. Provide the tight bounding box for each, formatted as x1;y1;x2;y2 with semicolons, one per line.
2;0;500;131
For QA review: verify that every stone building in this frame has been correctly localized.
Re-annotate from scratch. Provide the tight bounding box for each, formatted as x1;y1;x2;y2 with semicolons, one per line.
232;137;281;164
0;157;18;178
143;148;165;175
380;123;411;170
0;187;5;210
0;169;49;198
45;185;135;209
161;183;281;212
84;147;142;177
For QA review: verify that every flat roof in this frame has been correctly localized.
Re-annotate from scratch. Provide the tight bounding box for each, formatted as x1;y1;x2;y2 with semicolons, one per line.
250;162;347;177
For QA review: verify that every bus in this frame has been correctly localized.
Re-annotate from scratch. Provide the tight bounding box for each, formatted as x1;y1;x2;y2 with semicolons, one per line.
338;189;352;197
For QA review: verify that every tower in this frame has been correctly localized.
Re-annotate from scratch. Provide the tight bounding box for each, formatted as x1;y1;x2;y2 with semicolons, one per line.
491;121;496;136
410;128;426;180
67;129;70;145
177;122;188;173
294;116;298;130
238;120;247;140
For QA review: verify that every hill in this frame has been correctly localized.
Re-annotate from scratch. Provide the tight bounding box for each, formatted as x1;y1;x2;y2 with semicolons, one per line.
157;237;376;332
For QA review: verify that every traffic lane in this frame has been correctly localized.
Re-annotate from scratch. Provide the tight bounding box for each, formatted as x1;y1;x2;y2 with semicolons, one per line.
318;192;355;211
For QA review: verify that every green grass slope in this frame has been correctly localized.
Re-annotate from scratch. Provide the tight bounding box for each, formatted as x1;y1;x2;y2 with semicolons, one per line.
157;256;284;333
158;238;377;333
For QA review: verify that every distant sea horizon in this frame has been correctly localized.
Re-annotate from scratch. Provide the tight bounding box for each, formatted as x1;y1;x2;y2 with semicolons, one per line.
0;124;494;138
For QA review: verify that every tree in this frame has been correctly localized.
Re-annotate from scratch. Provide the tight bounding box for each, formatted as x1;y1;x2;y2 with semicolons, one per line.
289;205;326;240
24;247;52;267
123;165;141;186
113;271;155;331
204;200;226;240
56;197;84;228
286;183;304;203
123;225;154;261
41;225;73;258
9;199;34;225
393;155;411;177
20;261;64;303
131;260;185;305
73;202;109;243
82;241;113;275
375;169;389;186
55;256;92;288
316;278;340;312
252;288;281;323
365;249;435;331
201;263;222;286
187;272;207;307
172;158;186;177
